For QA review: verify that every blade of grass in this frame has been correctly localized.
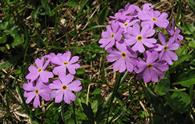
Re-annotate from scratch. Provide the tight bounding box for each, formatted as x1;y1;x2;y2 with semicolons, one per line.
106;71;128;124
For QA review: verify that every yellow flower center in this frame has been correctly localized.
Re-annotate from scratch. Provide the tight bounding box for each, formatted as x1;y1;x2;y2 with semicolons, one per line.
124;22;128;27
164;46;168;51
121;52;126;58
35;89;39;95
38;68;42;72
136;35;143;41
111;33;115;38
62;85;67;90
147;64;153;68
64;61;68;65
152;17;157;22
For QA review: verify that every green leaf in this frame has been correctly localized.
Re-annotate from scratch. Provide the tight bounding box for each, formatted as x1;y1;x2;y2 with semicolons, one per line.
11;34;24;47
155;79;170;96
32;121;39;124
188;39;195;48
98;6;109;24
66;0;78;8
41;0;53;16
166;91;191;113
0;61;13;70
189;0;195;12
171;54;192;69
79;0;89;11
76;68;85;75
92;88;101;95
0;35;7;44
81;103;95;123
176;73;195;87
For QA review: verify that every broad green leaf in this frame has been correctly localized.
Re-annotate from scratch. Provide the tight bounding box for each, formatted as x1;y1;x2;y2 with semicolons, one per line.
188;39;195;48
176;73;195;87
171;54;192;69
166;91;191;112
76;68;85;75
11;34;24;47
155;79;170;96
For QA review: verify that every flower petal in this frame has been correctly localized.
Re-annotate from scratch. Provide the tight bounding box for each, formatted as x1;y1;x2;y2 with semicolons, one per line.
25;92;35;104
40;71;53;83
68;80;82;92
59;74;74;85
70;56;79;63
33;96;40;108
55;91;63;103
35;58;44;68
49;80;62;89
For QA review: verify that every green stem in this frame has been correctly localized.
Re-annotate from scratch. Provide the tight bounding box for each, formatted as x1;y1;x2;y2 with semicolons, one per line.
106;71;128;124
73;102;77;124
61;103;66;124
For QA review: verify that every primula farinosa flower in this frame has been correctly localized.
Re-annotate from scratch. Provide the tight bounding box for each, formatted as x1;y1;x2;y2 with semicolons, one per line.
142;3;153;11
26;58;53;83
123;4;140;17
138;9;169;28
110;11;129;21
51;51;80;76
167;20;183;43
119;19;139;33
49;74;82;104
99;21;122;50
99;3;184;83
124;23;156;53
43;53;56;62
136;51;168;83
155;33;179;65
107;42;137;73
24;51;82;108
110;4;140;21
23;81;51;108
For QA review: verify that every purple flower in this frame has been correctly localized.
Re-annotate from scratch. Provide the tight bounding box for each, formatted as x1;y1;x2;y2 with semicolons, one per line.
44;53;56;61
49;74;82;104
142;3;153;11
135;51;168;83
107;42;137;73
26;58;54;83
155;33;179;65
51;51;80;76
23;81;51;108
110;11;130;21
122;4;140;19
119;19;139;33
110;4;140;21
138;9;169;28
99;21;122;50
124;23;156;53
167;20;183;43
124;4;140;17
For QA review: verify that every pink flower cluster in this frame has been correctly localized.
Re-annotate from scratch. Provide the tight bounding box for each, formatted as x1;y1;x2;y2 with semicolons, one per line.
99;3;183;83
23;51;82;108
